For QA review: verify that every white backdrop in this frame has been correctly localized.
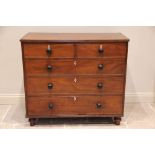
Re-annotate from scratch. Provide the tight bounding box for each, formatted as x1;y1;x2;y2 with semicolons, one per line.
0;26;155;102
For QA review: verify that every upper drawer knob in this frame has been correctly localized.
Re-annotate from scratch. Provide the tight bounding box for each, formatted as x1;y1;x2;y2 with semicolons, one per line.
47;65;53;71
46;45;52;56
48;83;53;89
97;82;103;89
98;45;104;54
98;64;104;70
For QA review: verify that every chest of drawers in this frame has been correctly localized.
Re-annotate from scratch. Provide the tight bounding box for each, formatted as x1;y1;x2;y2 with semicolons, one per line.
20;33;129;126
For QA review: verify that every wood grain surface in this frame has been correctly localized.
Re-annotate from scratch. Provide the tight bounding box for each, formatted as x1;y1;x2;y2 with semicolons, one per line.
27;95;123;116
20;33;129;125
25;58;126;75
26;76;124;95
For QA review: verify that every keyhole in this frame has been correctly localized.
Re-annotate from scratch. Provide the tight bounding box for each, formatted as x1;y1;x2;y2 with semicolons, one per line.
74;77;77;83
73;96;77;102
74;60;77;66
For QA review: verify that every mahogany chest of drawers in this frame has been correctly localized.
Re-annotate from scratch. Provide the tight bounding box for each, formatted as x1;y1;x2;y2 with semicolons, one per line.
20;33;129;126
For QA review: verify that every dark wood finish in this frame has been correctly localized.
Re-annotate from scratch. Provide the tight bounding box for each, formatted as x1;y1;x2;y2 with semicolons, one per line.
20;33;129;126
113;117;121;125
27;96;123;116
29;118;38;126
26;76;124;95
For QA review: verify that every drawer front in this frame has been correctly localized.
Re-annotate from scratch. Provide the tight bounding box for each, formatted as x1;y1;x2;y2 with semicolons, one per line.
27;76;124;95
76;59;126;75
25;59;126;75
23;43;74;58
27;95;123;116
25;59;75;75
76;43;127;58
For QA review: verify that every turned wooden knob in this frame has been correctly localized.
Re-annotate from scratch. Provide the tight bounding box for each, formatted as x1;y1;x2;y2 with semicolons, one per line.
48;103;53;109
96;102;102;109
47;65;53;71
98;64;104;70
97;83;103;89
98;45;104;54
46;47;52;56
48;83;53;89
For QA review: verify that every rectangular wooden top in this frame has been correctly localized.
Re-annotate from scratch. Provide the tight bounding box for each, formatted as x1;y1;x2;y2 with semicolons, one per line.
20;33;129;43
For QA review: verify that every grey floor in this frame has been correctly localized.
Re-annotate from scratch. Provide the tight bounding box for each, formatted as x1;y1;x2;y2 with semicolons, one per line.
0;101;155;128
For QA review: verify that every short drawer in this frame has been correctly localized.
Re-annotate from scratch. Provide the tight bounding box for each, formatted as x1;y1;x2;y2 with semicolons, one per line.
26;76;124;95
27;95;123;116
25;59;126;75
76;43;127;58
23;43;74;58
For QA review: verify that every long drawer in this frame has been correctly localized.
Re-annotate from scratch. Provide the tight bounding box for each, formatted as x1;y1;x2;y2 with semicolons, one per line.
26;76;124;95
27;95;123;116
25;59;126;75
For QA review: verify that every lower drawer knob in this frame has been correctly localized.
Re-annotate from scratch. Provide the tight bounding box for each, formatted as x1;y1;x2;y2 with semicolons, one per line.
96;103;102;109
98;64;104;70
47;65;53;71
48;83;53;89
48;103;53;109
97;83;103;89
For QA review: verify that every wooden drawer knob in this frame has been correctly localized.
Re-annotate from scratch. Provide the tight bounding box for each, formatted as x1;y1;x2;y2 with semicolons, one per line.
97;83;103;89
47;65;53;71
96;102;102;109
48;83;53;89
46;45;52;56
48;103;53;109
98;45;104;54
98;64;104;70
